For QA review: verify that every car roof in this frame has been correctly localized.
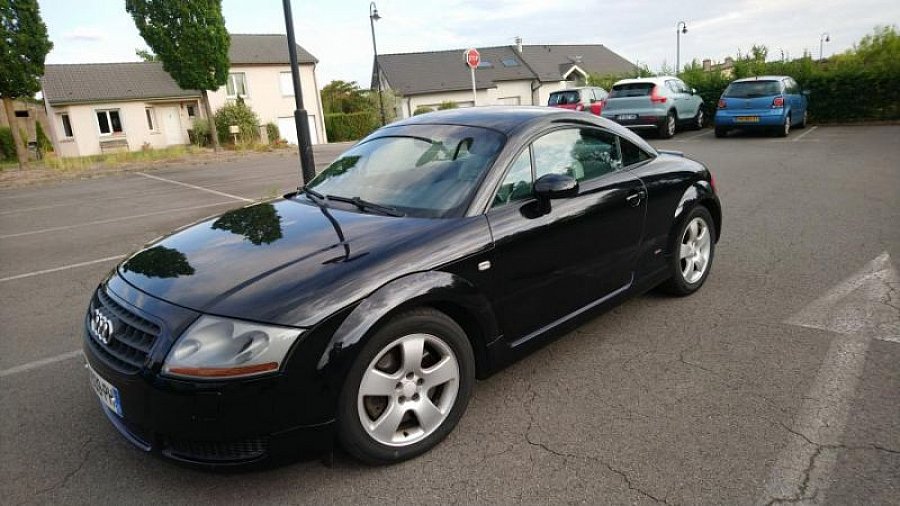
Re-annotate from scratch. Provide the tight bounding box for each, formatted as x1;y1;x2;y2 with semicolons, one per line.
612;76;676;86
388;106;572;134
549;87;598;92
732;75;789;82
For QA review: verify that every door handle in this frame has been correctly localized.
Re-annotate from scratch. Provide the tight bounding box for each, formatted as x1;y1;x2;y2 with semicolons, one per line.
626;189;646;206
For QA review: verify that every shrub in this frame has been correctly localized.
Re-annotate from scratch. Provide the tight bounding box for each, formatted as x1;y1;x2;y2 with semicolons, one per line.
0;127;14;161
437;101;458;110
35;121;53;154
214;101;260;144
413;106;434;116
265;122;280;143
189;118;212;146
325;111;379;142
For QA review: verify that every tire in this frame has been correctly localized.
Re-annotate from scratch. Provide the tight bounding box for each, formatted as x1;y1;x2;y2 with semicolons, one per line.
714;126;728;138
776;114;791;137
692;107;705;130
337;307;475;464
660;206;716;296
797;110;808;129
659;110;676;139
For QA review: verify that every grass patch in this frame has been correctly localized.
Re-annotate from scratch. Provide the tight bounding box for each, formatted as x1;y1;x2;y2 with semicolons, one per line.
43;145;205;172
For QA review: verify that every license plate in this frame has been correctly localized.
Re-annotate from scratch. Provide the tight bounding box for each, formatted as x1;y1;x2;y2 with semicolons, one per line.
735;116;760;123
617;114;638;120
88;363;122;417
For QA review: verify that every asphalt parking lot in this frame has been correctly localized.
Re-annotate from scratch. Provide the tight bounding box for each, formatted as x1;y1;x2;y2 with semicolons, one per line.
1;126;898;505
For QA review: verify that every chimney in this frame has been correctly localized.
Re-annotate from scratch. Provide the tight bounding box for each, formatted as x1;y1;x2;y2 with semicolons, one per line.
702;59;711;71
514;36;523;53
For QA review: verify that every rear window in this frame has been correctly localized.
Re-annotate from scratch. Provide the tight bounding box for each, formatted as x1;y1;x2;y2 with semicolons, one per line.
608;83;655;98
723;80;783;98
548;91;580;105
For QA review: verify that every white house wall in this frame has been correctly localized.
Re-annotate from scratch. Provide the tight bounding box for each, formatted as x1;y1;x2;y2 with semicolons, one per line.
398;79;574;118
207;63;327;145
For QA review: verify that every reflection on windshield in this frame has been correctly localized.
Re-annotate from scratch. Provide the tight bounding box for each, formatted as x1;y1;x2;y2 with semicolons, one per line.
305;125;505;218
212;203;283;245
123;246;195;278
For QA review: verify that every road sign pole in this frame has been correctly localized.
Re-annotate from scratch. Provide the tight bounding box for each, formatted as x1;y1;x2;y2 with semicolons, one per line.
470;67;477;106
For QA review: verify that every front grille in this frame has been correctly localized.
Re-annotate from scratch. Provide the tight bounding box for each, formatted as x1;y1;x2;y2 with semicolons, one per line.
86;288;161;374
163;437;269;463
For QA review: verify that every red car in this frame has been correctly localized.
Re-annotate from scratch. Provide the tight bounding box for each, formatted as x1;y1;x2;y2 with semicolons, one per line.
548;86;608;115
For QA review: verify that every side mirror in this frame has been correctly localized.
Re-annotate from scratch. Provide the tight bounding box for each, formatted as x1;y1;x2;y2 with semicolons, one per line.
534;173;578;200
802;90;811;97
691;87;698;95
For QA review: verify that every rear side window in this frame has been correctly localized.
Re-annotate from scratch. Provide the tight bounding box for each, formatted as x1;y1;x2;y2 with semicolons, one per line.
608;83;655;98
621;138;651;166
548;91;581;105
723;80;783;98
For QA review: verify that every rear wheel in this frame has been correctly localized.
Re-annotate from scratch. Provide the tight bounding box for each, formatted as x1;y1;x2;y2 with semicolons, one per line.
659;111;676;139
337;308;475;464
714;126;728;138
661;206;716;296
776;114;791;137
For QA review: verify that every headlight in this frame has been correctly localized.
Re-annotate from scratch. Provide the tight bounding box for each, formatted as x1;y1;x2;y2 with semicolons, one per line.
162;316;303;379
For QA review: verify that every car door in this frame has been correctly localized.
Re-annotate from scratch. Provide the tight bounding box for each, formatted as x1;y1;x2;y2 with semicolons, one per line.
786;78;804;124
485;126;647;343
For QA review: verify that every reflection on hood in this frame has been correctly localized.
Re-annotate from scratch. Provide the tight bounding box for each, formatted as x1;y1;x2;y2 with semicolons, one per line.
212;203;283;246
123;246;195;279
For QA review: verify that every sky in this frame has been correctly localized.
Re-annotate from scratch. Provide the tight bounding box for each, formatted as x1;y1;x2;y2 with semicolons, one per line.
40;0;900;88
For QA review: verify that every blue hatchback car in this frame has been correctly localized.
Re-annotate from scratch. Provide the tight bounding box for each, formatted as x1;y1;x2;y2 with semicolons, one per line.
714;76;808;137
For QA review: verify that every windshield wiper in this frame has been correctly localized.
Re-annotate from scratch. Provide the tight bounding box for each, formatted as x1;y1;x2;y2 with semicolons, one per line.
300;186;326;204
326;195;405;217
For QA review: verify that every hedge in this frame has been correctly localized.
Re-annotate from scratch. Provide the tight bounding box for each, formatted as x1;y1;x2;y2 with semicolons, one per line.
0;127;14;161
214;100;260;144
325;111;379;142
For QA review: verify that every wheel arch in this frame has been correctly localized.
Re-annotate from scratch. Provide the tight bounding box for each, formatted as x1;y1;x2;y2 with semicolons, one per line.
316;271;498;384
668;181;721;255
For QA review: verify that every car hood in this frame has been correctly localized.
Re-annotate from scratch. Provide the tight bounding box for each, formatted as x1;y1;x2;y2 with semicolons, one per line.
117;198;491;327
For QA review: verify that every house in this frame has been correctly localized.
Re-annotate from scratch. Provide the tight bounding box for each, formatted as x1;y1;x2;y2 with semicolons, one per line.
41;34;327;158
375;39;636;118
702;57;736;78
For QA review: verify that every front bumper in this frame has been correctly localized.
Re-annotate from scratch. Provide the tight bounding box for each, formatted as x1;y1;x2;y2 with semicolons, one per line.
83;278;336;466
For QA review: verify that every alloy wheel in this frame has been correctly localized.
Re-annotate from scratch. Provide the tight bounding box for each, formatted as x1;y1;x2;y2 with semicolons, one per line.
784;117;791;136
680;217;711;284
357;333;460;447
696;110;704;128
667;114;676;136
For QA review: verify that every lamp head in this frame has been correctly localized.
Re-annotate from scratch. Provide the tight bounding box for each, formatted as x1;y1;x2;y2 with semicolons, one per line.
370;2;381;21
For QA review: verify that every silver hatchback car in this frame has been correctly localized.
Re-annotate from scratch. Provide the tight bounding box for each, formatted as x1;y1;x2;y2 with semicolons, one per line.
601;76;705;138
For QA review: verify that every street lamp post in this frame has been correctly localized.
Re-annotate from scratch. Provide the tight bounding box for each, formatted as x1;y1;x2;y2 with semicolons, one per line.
676;21;688;76
370;2;386;126
819;32;831;61
281;0;316;185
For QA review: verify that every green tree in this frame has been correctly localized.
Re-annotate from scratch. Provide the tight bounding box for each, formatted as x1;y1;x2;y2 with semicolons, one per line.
125;0;230;150
0;0;53;168
437;101;458;110
135;48;159;61
322;80;371;114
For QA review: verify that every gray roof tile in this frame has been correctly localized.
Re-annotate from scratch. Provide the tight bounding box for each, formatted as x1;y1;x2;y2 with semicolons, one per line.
229;34;317;65
377;44;635;95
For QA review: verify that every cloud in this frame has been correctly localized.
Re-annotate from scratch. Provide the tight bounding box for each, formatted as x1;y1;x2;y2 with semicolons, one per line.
64;26;104;42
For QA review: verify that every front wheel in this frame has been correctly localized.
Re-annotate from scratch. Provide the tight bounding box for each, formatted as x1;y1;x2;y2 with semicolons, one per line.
797;110;808;129
661;206;716;296
337;308;475;464
714;126;728;138
692;108;705;130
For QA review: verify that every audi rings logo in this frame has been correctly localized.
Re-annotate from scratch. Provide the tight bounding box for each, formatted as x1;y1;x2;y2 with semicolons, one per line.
91;308;115;345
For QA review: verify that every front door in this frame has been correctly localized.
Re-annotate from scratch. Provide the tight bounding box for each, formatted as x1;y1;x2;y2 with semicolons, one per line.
162;107;183;145
485;126;646;343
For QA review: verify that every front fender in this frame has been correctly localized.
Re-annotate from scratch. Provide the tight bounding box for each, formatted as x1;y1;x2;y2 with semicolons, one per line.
316;270;498;381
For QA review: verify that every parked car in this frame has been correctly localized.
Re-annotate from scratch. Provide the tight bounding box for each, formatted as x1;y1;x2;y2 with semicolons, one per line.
83;107;721;467
601;76;705;138
714;76;808;137
548;86;608;116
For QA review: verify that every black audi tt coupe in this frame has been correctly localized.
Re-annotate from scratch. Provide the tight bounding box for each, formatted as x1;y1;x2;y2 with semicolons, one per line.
83;107;721;466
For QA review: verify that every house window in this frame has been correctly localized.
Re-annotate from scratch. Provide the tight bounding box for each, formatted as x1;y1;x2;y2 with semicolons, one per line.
145;107;157;131
477;60;493;68
60;114;73;138
501;57;520;67
96;109;123;136
279;72;294;96
226;73;248;97
187;105;196;117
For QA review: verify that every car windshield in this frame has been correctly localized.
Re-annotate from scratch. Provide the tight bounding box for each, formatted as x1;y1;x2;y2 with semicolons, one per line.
548;91;580;105
723;80;783;98
608;83;655;98
304;125;505;218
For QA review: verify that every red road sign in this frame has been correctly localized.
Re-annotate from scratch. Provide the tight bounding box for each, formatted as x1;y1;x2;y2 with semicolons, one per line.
465;48;480;69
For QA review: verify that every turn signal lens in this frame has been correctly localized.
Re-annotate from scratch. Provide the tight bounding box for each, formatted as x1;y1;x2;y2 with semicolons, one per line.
717;99;726;109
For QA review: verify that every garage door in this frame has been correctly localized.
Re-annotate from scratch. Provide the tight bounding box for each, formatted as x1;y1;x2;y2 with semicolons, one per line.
277;116;319;145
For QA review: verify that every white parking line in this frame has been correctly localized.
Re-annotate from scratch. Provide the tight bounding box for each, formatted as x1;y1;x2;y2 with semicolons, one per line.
136;172;253;202
676;129;714;142
791;125;818;142
0;350;83;378
0;201;234;239
0;255;124;283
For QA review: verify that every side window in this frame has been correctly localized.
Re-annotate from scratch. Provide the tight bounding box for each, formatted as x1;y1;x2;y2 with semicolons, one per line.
620;138;651;167
492;149;534;208
533;128;622;183
665;80;678;93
